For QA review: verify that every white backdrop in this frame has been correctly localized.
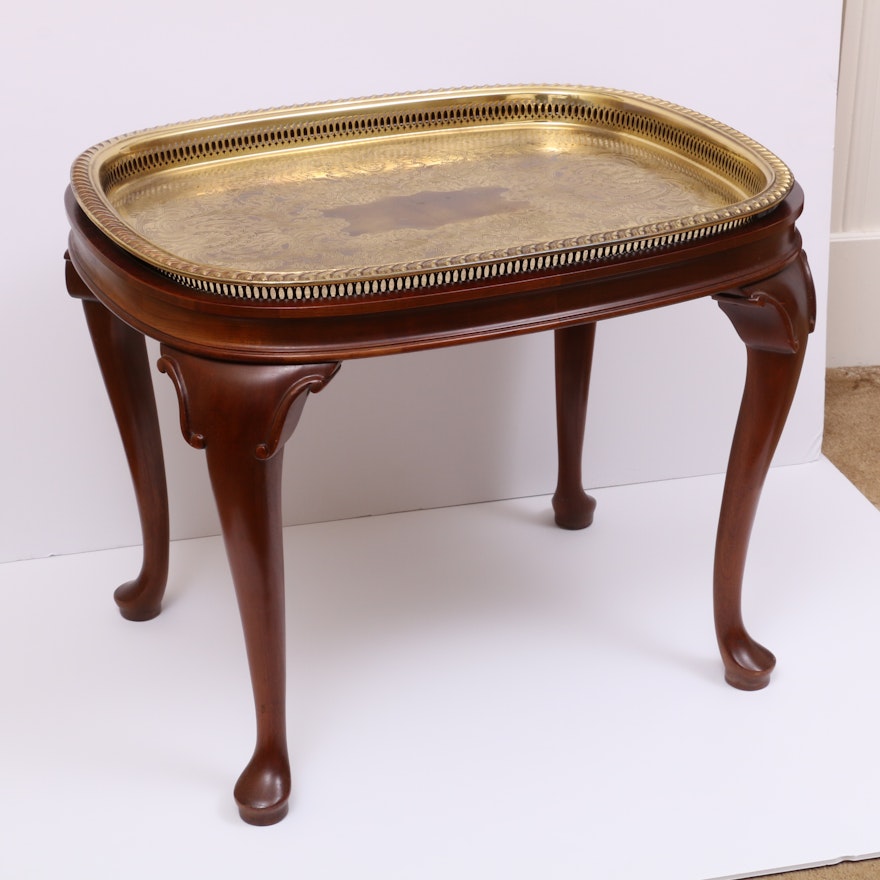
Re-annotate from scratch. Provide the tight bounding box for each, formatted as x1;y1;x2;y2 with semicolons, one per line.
2;0;839;562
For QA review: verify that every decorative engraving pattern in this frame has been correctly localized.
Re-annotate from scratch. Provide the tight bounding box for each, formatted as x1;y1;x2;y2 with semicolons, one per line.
70;85;793;302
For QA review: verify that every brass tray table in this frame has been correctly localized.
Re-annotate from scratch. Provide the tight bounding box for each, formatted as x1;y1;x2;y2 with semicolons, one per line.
64;85;815;825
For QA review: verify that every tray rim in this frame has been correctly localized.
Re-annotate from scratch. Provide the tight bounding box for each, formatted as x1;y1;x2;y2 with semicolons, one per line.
70;84;794;302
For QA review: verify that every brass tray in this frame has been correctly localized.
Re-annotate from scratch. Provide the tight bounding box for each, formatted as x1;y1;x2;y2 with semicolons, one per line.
70;85;793;302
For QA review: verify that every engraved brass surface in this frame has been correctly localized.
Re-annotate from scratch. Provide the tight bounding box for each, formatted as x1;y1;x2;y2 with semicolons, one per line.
71;86;793;301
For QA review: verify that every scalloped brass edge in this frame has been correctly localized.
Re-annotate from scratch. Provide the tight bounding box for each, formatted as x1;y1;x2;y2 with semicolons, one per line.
70;85;793;302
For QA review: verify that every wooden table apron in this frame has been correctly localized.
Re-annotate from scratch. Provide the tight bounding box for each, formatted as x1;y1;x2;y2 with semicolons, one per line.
64;182;815;825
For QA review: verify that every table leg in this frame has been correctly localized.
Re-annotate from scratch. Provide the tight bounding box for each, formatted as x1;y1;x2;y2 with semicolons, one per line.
713;253;815;690
157;347;339;825
72;283;170;622
553;323;598;529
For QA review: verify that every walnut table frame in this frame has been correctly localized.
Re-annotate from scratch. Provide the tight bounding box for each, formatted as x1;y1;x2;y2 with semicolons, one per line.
63;88;815;825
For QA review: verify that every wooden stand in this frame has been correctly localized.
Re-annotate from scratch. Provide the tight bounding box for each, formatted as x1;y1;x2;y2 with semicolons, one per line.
65;181;815;824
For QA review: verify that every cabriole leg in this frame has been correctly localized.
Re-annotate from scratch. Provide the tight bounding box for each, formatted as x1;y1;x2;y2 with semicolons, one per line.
713;253;815;690
157;346;339;825
553;322;598;530
68;258;170;621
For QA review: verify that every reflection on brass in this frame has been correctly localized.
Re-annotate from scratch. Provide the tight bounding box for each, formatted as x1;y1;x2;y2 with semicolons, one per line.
323;186;530;235
71;85;793;302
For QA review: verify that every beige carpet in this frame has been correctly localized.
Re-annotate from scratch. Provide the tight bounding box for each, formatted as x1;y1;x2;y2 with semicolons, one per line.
761;861;880;880
752;367;880;880
763;863;880;880
823;367;880;510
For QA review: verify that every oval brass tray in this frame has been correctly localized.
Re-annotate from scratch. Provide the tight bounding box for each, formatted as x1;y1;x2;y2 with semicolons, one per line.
70;85;793;302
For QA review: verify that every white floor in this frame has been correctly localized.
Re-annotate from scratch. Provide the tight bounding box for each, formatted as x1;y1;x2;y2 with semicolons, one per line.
2;458;880;879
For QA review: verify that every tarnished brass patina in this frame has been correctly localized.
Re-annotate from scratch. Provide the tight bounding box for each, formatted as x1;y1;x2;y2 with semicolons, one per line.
71;85;792;301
